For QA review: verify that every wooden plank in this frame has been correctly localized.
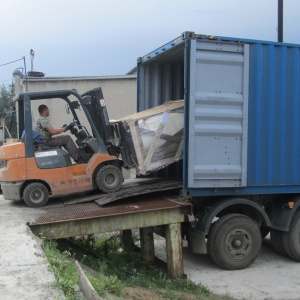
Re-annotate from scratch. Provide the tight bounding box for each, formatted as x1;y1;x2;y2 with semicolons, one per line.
140;227;155;264
174;137;184;161
165;223;184;279
75;261;101;300
121;229;135;251
128;120;145;167
139;113;166;174
118;100;184;121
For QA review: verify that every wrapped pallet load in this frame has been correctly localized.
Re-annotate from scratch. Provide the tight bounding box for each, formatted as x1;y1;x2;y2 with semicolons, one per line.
116;100;184;175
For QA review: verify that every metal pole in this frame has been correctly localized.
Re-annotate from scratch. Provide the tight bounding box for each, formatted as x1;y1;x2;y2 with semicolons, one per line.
278;0;283;42
23;56;28;92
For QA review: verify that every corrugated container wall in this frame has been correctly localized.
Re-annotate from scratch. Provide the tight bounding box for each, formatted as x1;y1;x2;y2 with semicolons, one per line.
137;39;186;180
248;43;300;188
137;32;300;196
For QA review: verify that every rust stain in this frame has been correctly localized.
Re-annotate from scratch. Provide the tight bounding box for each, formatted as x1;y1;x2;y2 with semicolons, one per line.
31;195;191;226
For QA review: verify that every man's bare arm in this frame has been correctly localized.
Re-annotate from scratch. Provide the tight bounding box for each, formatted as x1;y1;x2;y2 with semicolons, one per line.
46;125;66;136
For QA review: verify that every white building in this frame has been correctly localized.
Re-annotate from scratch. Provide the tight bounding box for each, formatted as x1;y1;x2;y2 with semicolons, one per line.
13;74;137;134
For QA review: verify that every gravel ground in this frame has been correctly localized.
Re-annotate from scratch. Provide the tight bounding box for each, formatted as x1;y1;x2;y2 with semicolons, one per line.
181;241;300;300
1;194;300;300
154;235;300;300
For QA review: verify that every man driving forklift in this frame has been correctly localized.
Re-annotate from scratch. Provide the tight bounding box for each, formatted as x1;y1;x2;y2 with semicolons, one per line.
35;104;85;163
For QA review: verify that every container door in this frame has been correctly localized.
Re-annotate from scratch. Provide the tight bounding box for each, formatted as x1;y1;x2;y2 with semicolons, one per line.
187;40;249;188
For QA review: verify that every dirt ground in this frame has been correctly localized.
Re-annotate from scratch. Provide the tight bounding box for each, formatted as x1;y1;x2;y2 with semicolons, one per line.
1;195;300;300
0;196;64;300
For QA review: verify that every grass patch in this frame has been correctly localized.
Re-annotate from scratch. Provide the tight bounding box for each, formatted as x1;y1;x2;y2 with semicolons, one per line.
43;240;81;299
43;234;233;300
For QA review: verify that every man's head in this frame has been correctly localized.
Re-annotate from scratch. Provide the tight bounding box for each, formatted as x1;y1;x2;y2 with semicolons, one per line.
38;104;49;116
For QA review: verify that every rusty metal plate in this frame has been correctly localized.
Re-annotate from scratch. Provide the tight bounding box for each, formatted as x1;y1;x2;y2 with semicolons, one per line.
62;179;182;206
30;195;191;226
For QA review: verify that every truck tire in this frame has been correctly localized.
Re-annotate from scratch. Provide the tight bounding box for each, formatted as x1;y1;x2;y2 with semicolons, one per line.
23;182;49;208
270;229;288;256
95;165;123;193
260;225;270;239
281;210;300;261
207;214;262;270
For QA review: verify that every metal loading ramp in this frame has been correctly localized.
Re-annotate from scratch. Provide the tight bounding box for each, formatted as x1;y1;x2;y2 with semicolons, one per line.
29;195;192;279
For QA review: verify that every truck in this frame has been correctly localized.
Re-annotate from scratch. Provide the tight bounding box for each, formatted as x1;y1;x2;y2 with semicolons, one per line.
2;31;300;271
135;31;300;270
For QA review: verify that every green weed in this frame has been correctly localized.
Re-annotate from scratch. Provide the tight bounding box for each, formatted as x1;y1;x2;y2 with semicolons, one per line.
43;240;81;299
43;234;233;300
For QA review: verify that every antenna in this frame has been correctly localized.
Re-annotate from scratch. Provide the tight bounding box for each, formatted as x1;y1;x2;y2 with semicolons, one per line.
30;49;34;71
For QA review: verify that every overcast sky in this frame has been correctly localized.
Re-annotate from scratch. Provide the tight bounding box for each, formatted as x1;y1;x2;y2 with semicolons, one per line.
1;0;299;85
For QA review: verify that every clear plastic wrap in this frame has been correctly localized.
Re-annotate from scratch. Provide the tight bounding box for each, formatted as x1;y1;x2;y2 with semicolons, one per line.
117;100;184;175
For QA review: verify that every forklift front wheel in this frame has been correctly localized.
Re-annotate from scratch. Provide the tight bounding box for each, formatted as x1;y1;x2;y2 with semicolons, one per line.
95;165;123;193
23;182;49;208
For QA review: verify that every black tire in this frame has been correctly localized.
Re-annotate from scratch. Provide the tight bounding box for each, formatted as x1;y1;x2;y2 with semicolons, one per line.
207;214;262;270
270;229;288;257
23;182;49;208
281;210;300;261
95;165;123;193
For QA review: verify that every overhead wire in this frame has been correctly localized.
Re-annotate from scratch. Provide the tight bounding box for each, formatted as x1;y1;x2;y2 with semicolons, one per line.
0;79;13;83
0;57;27;90
0;58;24;67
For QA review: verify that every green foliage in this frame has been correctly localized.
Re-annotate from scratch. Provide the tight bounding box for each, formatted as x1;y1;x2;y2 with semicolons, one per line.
43;240;81;299
89;274;125;297
44;235;233;300
0;85;17;137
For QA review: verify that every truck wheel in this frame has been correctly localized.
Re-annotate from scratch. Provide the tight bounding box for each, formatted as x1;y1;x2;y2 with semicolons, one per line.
95;165;123;193
270;229;288;256
281;210;300;261
207;214;262;270
23;182;49;208
260;225;270;239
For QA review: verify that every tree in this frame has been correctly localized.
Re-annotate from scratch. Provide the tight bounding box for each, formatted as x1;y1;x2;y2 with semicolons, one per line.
0;85;17;138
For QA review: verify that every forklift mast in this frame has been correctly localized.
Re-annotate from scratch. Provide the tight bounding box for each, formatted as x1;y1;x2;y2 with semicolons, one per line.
81;88;132;167
81;88;118;156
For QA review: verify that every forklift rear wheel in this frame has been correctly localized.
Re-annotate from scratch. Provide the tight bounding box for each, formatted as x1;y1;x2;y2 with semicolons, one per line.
95;165;123;193
23;182;49;208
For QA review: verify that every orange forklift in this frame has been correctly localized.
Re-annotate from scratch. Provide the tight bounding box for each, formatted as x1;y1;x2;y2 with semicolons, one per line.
0;88;126;207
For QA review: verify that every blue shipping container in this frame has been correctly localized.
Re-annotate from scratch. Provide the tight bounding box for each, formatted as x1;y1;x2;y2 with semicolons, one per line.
137;32;300;197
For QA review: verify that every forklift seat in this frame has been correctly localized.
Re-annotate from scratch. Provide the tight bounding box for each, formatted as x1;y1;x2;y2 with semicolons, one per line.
21;130;60;152
21;130;44;150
